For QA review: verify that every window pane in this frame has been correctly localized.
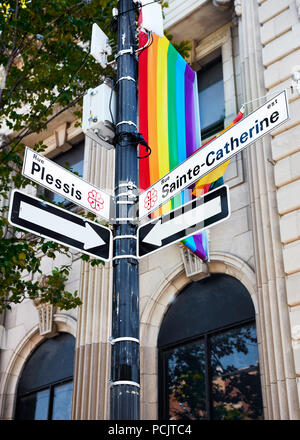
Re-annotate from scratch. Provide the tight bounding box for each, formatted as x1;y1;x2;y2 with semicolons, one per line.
35;389;50;420
52;381;73;420
16;389;50;420
167;340;207;420
198;58;225;138
210;324;263;420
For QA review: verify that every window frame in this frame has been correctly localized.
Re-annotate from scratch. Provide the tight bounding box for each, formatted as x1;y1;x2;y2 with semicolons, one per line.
197;55;225;141
16;376;73;420
193;23;244;189
14;332;75;420
158;317;261;420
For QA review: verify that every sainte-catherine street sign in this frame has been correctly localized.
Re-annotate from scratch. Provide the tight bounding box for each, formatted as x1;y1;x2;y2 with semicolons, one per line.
8;190;112;261
138;89;289;219
22;147;113;222
16;90;290;262
138;185;230;258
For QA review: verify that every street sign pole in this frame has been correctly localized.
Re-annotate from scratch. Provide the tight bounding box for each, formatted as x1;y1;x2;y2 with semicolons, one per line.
110;0;140;419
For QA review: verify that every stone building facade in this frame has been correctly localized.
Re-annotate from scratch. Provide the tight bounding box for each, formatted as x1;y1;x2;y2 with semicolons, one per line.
0;0;300;420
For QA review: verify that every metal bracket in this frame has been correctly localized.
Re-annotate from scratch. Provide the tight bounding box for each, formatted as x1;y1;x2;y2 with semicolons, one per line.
115;182;138;191
112;255;138;261
116;120;137;128
115;48;134;59
115;192;138;200
110;380;140;388
116;200;136;205
113;235;137;241
109;336;140;345
117;76;136;84
114;217;136;222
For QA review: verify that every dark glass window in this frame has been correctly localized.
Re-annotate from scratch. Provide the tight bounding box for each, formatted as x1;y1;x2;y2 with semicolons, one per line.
15;333;75;420
167;339;207;419
198;57;225;140
45;140;84;206
158;274;264;420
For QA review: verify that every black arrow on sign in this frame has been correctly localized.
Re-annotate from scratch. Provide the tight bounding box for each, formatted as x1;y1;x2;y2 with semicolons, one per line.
138;185;230;258
8;190;112;261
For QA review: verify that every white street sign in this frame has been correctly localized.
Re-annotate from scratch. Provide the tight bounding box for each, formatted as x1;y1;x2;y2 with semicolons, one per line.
139;90;289;219
9;190;112;261
22;147;113;221
19;202;105;249
138;185;230;258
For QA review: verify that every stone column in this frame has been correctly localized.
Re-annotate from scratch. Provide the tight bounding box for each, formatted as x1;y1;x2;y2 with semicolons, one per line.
71;137;114;419
237;0;299;420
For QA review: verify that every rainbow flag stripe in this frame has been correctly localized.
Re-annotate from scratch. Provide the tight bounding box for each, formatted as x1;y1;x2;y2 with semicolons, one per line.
138;33;208;260
138;34;201;195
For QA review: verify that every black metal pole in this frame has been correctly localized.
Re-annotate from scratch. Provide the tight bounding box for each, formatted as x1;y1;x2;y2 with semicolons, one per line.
110;0;140;420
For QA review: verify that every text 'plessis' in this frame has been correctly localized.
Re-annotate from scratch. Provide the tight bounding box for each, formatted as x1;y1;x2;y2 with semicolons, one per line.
30;157;82;201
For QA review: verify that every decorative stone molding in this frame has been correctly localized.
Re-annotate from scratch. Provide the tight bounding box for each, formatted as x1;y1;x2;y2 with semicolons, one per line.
212;0;232;11
33;299;57;336
179;245;210;281
195;23;232;61
53;122;72;153
33;276;57;337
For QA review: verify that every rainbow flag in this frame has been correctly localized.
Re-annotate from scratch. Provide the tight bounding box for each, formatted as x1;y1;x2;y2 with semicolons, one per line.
138;31;244;261
138;32;208;260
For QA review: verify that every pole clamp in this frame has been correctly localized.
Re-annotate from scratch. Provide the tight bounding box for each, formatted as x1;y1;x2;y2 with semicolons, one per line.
115;48;134;59
116;121;137;128
113;235;137;241
117;76;136;84
112;255;138;261
113;217;136;222
115;182;138;191
116;200;136;205
109;336;140;345
109;380;140;389
115;191;138;200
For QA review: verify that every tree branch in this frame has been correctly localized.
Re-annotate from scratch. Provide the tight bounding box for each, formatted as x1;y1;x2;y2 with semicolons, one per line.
14;1;86;59
0;0;20;109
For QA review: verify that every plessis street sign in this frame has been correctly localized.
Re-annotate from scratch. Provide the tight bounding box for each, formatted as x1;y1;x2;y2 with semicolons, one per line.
138;185;230;258
22;147;113;222
139;90;289;219
9;190;112;261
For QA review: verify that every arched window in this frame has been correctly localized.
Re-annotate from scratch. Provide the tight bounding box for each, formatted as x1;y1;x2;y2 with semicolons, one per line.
158;274;264;420
15;333;75;420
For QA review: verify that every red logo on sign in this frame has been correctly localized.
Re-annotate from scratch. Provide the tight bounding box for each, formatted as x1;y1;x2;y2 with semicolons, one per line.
144;188;158;211
87;190;104;211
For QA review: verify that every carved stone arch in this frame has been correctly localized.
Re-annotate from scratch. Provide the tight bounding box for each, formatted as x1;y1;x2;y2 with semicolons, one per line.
141;251;257;345
140;251;258;420
0;314;76;420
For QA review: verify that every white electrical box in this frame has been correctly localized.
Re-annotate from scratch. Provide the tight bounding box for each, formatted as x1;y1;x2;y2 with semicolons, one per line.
82;83;116;149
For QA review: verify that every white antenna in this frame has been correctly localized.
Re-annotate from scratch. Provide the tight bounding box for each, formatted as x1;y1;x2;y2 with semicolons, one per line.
90;23;112;69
